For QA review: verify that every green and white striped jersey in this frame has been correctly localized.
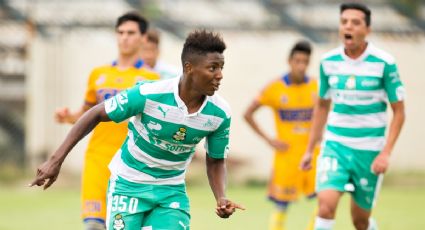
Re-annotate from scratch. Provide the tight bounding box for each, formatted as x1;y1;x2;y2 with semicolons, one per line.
104;77;231;185
319;43;405;152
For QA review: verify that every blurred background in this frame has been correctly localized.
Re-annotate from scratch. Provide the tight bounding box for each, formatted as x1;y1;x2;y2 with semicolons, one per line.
0;0;424;229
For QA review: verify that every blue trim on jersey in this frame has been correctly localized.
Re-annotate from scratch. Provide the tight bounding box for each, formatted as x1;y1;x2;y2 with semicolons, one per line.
282;73;309;86
111;59;144;69
83;217;105;224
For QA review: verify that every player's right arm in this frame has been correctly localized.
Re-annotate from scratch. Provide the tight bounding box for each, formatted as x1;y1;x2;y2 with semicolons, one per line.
30;103;110;189
31;84;147;189
54;68;98;124
55;105;92;124
244;100;288;151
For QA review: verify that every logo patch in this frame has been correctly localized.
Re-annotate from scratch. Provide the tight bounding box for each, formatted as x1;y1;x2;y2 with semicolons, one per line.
173;127;187;141
113;214;125;230
169;202;180;209
158;106;169;118
147;121;162;131
345;75;356;89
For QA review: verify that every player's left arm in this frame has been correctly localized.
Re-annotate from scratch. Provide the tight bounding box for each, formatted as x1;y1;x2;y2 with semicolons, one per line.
205;117;244;218
372;61;406;174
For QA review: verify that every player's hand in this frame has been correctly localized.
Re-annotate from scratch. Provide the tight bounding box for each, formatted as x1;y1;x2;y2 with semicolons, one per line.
371;151;390;174
55;107;71;123
300;152;313;171
268;139;289;152
215;197;245;218
29;159;62;190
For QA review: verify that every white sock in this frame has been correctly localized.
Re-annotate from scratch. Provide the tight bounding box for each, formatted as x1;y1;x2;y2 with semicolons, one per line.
367;218;378;230
314;216;335;230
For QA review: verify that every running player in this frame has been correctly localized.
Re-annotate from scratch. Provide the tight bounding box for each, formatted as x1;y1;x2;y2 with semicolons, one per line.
140;29;180;79
31;30;243;229
54;12;159;230
300;3;406;230
244;41;318;230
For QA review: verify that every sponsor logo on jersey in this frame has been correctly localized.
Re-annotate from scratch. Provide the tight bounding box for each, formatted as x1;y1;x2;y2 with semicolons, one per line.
113;214;125;230
158;106;169;118
173;127;187;142
361;79;379;87
203;119;214;128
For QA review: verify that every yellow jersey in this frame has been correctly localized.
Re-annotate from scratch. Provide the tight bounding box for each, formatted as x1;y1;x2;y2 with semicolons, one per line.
84;59;159;157
257;74;317;152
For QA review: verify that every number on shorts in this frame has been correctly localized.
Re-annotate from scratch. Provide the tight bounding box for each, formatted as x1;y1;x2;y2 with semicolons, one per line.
111;195;138;214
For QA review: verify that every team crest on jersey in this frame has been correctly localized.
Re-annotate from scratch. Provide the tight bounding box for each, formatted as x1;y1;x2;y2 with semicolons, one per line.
115;77;123;83
95;75;106;85
345;75;356;89
113;214;125;230
280;95;288;104
173;127;187;141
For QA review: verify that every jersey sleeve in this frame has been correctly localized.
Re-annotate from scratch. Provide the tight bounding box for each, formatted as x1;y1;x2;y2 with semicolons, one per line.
256;81;277;107
104;83;147;123
318;62;330;99
205;116;231;159
84;69;99;106
383;62;405;103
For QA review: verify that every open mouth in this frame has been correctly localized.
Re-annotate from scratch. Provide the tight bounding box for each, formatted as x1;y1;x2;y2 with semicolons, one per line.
344;34;353;40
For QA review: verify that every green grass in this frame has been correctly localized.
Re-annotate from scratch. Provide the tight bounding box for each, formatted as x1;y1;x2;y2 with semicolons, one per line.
0;185;424;230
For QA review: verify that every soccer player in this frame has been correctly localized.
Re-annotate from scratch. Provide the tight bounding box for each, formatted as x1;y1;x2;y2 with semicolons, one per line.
54;12;159;230
244;41;319;230
31;30;244;229
300;3;406;230
140;29;180;79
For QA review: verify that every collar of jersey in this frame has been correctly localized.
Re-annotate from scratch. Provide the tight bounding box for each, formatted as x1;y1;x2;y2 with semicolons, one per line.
340;42;372;63
282;73;309;86
173;76;208;117
111;59;144;69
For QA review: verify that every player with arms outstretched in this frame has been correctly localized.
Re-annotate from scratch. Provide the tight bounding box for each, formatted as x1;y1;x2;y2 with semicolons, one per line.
32;30;244;230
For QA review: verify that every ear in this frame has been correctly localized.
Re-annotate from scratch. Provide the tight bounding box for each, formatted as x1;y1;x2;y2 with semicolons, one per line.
183;61;192;74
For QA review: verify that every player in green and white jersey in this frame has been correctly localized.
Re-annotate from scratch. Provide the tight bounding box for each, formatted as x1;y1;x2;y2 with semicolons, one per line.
300;2;405;230
31;30;244;230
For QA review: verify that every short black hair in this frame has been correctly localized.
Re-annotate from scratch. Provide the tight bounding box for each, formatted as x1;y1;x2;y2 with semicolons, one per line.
340;2;371;26
289;40;312;58
181;30;226;64
115;12;149;34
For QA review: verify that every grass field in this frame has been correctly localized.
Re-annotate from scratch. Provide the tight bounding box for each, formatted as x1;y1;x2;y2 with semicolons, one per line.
0;184;424;230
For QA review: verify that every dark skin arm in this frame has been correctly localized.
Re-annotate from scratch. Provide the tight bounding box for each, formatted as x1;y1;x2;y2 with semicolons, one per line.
30;103;110;189
206;155;245;218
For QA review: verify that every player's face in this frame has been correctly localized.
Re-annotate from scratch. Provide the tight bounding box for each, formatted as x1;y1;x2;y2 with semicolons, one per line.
116;21;144;56
288;52;310;80
140;41;159;68
339;9;370;51
188;52;224;96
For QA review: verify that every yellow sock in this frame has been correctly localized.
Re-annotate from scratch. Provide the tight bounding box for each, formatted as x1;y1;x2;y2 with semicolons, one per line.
269;210;287;230
305;206;318;230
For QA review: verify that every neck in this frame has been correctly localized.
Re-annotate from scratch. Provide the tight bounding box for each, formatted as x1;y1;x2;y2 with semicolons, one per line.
345;42;368;59
116;52;140;69
288;73;305;84
179;75;205;113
